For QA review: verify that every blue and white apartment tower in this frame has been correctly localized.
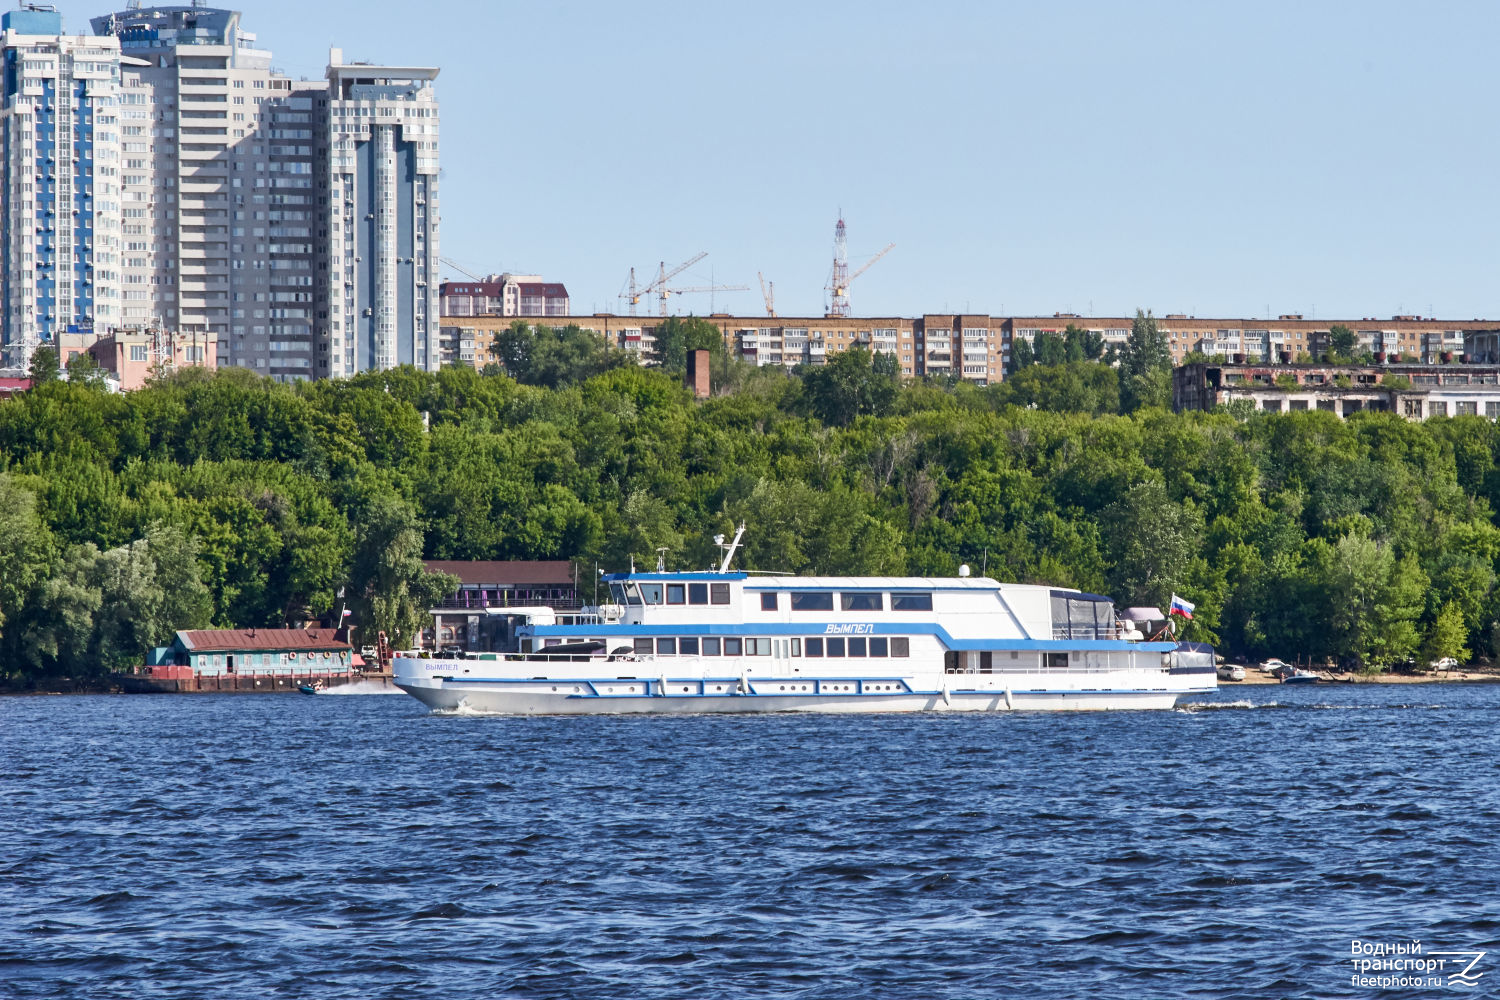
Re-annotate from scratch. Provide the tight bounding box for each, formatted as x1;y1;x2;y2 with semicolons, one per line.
326;49;440;376
1;4;439;378
0;5;124;366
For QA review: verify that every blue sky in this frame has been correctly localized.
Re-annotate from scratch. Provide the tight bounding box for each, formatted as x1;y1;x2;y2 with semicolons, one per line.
54;1;1500;319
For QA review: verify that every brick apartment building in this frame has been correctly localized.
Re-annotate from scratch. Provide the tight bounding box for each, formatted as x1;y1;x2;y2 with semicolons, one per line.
439;310;1500;387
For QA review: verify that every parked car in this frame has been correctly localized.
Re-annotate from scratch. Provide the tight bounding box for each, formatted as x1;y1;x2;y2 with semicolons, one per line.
1217;663;1247;682
1262;658;1292;678
1430;657;1460;671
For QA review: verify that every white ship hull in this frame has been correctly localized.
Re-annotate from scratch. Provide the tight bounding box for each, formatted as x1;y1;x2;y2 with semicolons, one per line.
394;659;1210;715
399;560;1216;715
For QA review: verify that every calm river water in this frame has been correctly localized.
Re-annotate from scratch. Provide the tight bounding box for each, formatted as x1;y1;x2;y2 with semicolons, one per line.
3;684;1498;999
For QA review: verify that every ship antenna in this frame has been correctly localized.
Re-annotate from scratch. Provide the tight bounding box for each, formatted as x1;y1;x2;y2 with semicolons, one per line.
717;522;746;573
655;547;669;572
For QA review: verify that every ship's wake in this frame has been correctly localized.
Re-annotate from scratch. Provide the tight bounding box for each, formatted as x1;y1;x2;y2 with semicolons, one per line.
321;679;403;696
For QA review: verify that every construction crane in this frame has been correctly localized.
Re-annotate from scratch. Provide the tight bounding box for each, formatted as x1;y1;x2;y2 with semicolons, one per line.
825;216;894;318
633;252;707;316
758;272;776;317
664;282;750;314
439;257;487;282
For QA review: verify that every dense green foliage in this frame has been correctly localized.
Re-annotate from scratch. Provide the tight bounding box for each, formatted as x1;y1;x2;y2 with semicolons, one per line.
4;343;1500;681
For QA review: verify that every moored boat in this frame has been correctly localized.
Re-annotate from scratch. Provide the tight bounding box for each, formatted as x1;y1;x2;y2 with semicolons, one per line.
393;528;1216;715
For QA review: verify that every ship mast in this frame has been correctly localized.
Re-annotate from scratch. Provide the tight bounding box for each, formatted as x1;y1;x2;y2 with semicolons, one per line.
716;522;746;573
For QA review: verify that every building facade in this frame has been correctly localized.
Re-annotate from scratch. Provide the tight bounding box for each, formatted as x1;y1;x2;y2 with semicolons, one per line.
326;49;440;376
440;274;569;318
88;5;328;381
421;559;580;651
0;8;124;359
1;6;439;380
437;313;1008;383
1173;361;1500;420
438;311;1500;386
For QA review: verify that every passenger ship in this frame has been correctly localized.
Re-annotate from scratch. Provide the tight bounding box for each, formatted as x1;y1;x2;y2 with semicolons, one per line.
392;529;1216;714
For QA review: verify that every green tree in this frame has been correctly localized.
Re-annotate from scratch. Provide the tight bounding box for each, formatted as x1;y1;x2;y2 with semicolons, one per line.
1101;479;1201;607
800;346;900;427
1423;601;1471;666
1316;533;1425;671
1063;324;1105;361
1328;324;1357;360
27;345;60;386
491;321;627;389
0;475;55;675
348;494;459;649
1119;310;1172;412
653;316;726;373
998;361;1119;416
1033;330;1067;366
1009;336;1034;373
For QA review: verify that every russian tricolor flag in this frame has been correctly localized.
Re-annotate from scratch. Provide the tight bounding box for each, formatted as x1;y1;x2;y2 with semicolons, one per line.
1169;594;1195;618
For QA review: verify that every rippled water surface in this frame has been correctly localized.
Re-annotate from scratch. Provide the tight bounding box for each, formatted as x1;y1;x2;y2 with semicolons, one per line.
4;684;1500;999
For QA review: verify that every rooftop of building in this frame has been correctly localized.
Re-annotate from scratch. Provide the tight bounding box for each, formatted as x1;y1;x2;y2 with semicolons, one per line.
423;560;575;587
175;627;348;653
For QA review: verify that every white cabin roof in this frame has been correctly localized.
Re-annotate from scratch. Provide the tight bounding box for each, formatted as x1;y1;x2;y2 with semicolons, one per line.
739;576;1070;594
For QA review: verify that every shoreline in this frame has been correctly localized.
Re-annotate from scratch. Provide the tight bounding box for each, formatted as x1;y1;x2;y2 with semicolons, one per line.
1224;666;1500;686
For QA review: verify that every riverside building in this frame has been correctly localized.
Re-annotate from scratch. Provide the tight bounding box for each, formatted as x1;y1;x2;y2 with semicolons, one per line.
1172;360;1500;420
0;4;439;380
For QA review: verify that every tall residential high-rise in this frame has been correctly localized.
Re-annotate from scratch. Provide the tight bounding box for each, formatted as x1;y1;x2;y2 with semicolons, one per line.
0;5;439;380
0;6;124;362
325;49;440;376
91;5;325;381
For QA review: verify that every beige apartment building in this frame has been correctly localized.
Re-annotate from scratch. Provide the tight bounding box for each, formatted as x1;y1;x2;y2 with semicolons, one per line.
439;313;1007;383
439;311;1500;384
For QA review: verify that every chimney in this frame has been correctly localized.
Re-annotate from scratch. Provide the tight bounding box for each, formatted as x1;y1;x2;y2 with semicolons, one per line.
686;349;711;399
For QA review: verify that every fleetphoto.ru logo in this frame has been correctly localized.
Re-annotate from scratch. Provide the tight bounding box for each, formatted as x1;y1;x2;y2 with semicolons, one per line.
1349;940;1486;990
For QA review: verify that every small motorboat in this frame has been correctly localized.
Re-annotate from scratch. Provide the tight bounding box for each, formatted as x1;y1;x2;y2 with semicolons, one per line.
298;681;325;696
1281;668;1320;685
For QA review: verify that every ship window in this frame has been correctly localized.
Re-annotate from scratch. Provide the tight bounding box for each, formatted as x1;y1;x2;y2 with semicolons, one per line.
791;592;834;611
710;583;730;605
702;637;721;656
625;584;643;606
680;637;699;654
870;637;888;657
841;593;882;611
610;582;627;604
639;583;664;605
760;592;778;611
633;638;653;656
891;637;910;657
724;638;743;655
1046;652;1068;669
790;638;801;656
755;638;771;656
826;637;846;657
688;583;708;605
891;592;932;611
805;637;824;657
657;637;676;655
666;584;685;605
848;637;867;656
